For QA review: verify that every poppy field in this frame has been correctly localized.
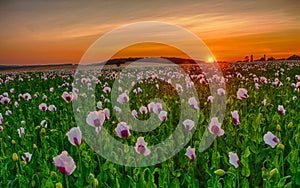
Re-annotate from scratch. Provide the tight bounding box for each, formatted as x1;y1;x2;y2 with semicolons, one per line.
0;61;299;187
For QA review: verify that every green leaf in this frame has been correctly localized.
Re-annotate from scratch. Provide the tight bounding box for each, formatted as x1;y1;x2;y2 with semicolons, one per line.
277;176;291;188
244;146;251;158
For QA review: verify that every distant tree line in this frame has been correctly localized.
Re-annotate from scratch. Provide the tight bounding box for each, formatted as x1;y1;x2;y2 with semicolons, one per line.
237;54;300;62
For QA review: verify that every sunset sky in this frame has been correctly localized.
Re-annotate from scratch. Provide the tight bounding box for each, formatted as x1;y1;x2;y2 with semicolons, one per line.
0;0;300;65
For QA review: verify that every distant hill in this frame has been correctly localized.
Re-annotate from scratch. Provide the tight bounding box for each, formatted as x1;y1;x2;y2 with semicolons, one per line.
287;54;300;60
0;57;208;71
0;64;74;71
91;57;199;67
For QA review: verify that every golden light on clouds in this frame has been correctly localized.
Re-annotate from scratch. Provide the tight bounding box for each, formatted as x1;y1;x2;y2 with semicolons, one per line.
0;1;299;65
111;42;191;60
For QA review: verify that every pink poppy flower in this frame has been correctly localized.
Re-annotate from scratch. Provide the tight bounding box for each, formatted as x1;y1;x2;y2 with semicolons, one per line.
17;127;25;137
22;152;32;163
50;87;54;92
42;95;47;101
113;106;121;113
134;137;151;156
237;88;249;100
48;105;57;112
217;88;226;96
86;111;106;134
66;127;83;146
97;101;102;109
5;110;12;116
1;97;10;105
153;103;163;114
23;93;31;101
62;92;73;103
229;152;240;168
183;119;195;131
147;102;156;113
263;131;279;148
139;106;148;114
115;122;131;138
255;83;260;89
132;110;139;119
158;111;167;121
278;105;285;115
40;120;47;128
176;84;183;92
262;99;267;106
117;93;129;104
185;146;196;161
10;88;14;94
39;103;47;111
103;108;110;120
14;101;19;108
103;86;111;94
260;77;268;84
137;87;142;93
0;113;3;124
53;151;76;175
208;117;224;136
188;97;199;110
0;126;3;132
207;96;214;103
231;110;240;125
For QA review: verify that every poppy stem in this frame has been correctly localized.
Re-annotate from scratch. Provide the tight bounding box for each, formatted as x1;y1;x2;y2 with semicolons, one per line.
65;175;70;188
78;146;82;177
16;161;21;187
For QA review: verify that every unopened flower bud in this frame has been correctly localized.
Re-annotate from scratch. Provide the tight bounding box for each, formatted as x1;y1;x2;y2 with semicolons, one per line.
276;124;281;132
277;143;284;150
214;169;226;176
41;128;46;134
12;153;18;161
55;182;63;188
270;168;278;178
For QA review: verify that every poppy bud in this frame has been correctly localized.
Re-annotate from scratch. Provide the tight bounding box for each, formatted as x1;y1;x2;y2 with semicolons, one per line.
277;143;284;150
51;171;57;177
287;122;293;129
89;173;95;179
214;169;226;176
93;178;99;187
270;168;278;178
12;140;16;145
276;124;281;132
55;182;63;188
33;144;38;149
12;153;18;161
41;128;46;134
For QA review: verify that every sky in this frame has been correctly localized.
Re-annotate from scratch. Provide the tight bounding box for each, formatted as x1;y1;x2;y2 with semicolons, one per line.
0;0;300;65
